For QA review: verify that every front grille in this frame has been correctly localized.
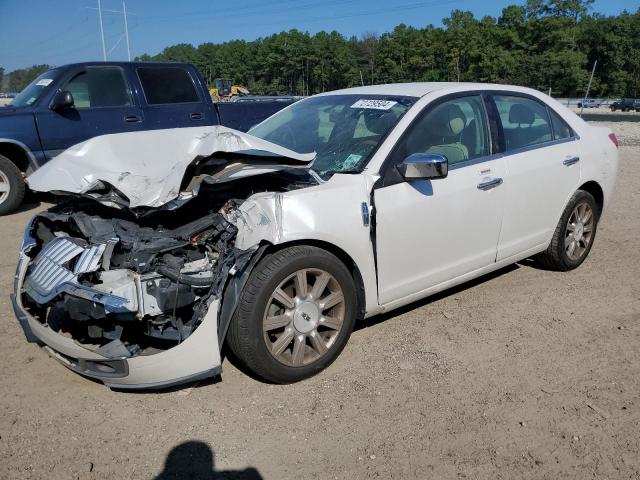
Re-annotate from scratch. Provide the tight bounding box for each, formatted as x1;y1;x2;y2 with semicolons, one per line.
24;237;106;304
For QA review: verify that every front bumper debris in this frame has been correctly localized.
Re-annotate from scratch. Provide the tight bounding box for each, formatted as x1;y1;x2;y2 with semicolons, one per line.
13;251;222;390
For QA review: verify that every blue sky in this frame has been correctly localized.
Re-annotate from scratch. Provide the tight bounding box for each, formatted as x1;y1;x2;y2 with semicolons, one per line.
0;0;637;72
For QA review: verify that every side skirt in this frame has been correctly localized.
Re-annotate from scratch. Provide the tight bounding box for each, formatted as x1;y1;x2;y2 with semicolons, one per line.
374;242;548;316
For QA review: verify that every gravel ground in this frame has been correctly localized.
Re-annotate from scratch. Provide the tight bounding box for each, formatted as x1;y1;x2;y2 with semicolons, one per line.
0;118;639;480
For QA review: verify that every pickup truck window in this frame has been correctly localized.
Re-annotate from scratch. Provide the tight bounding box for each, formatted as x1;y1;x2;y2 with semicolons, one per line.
10;68;62;107
137;67;199;104
65;67;132;108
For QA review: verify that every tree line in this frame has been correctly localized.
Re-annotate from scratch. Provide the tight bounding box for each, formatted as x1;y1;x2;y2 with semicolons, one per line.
2;0;639;97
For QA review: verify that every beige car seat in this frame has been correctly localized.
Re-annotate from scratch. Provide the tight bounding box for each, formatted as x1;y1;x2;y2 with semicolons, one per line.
506;103;552;148
406;103;469;164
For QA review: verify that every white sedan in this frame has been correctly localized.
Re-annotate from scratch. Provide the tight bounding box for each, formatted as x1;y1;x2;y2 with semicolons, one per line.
13;83;619;389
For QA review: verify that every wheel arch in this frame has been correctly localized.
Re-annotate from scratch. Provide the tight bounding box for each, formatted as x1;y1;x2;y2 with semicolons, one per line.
0;140;36;173
578;180;604;214
261;239;367;322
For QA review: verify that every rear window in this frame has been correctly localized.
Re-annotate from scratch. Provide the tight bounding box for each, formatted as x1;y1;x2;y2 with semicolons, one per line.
137;67;199;104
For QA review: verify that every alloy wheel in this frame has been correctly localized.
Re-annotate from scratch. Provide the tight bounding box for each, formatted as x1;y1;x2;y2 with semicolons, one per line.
0;169;10;205
565;201;594;261
263;268;346;367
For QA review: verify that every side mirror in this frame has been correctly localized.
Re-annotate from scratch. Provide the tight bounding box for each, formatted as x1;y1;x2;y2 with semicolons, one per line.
50;90;75;111
397;153;448;180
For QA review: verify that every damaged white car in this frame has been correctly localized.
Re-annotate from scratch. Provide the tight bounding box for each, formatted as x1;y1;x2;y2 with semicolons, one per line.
12;84;618;389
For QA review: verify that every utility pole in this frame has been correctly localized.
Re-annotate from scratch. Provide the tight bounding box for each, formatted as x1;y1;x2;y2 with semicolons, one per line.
580;60;597;117
98;0;107;60
123;1;131;61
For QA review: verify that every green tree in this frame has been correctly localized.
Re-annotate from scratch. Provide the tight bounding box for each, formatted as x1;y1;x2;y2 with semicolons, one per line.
7;64;52;92
134;3;640;97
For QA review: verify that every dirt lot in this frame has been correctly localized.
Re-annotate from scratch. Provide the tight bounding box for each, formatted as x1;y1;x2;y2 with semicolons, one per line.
1;117;639;480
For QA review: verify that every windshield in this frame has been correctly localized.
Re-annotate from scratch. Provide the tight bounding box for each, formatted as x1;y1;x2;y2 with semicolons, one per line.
249;94;416;176
10;69;61;107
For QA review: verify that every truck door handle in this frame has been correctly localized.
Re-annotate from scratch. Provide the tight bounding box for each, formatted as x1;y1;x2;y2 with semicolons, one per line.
477;178;503;191
563;156;580;166
190;112;204;120
124;115;141;123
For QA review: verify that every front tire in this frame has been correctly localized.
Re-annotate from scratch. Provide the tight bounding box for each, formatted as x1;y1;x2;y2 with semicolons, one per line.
226;245;357;384
0;154;26;215
535;190;599;271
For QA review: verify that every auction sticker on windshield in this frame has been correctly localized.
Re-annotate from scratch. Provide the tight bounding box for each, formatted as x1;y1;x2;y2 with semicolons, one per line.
351;99;397;110
36;79;53;87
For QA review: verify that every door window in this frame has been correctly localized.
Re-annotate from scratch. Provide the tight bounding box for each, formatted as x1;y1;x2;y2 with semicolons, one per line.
137;67;199;104
549;109;573;140
394;95;489;165
64;67;132;108
493;95;552;150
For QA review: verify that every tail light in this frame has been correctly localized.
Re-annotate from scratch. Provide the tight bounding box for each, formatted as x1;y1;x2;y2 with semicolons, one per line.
608;133;619;148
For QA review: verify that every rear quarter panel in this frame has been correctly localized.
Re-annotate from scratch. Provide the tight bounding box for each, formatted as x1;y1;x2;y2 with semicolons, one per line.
579;125;619;213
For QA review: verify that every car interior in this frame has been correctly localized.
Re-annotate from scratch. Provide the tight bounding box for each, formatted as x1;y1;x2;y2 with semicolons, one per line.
403;98;487;164
501;102;553;150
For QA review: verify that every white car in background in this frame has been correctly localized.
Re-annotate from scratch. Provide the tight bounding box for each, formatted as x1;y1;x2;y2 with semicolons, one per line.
12;83;619;389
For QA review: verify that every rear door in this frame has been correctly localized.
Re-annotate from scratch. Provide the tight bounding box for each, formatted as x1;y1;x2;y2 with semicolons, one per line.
489;94;581;261
136;66;215;128
35;65;144;158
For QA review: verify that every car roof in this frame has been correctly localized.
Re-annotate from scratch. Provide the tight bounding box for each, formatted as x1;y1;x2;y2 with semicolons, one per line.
316;82;542;98
49;61;195;70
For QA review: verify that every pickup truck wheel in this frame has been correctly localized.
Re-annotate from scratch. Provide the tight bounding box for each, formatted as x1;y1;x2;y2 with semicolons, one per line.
226;245;356;384
535;190;599;271
0;155;26;215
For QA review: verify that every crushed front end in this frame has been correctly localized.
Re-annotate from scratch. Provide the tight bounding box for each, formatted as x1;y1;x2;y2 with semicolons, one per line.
11;199;249;389
12;126;318;389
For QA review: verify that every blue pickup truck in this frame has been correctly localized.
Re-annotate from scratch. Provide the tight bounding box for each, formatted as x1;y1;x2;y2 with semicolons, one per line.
0;61;294;214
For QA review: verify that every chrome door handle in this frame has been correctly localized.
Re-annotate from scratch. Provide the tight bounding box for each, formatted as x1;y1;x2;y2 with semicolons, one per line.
477;178;503;191
563;156;580;166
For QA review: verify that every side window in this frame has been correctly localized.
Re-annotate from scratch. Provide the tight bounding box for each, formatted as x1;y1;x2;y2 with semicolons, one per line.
493;95;552;150
64;67;132;108
137;67;199;104
395;95;489;165
549;109;572;140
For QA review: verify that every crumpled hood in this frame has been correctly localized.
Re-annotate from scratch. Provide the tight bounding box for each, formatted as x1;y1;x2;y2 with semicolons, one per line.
27;126;315;208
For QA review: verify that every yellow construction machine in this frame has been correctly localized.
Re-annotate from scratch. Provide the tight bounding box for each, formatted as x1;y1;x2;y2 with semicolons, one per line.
209;78;249;102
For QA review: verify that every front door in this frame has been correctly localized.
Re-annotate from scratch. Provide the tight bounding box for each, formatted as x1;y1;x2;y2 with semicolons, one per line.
34;66;144;159
375;94;506;305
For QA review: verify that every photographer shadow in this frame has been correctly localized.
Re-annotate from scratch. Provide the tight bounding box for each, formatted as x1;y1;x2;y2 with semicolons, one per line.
155;441;263;480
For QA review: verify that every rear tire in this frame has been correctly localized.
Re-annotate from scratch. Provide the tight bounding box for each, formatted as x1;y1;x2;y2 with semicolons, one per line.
535;190;599;271
226;245;357;384
0;154;26;215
